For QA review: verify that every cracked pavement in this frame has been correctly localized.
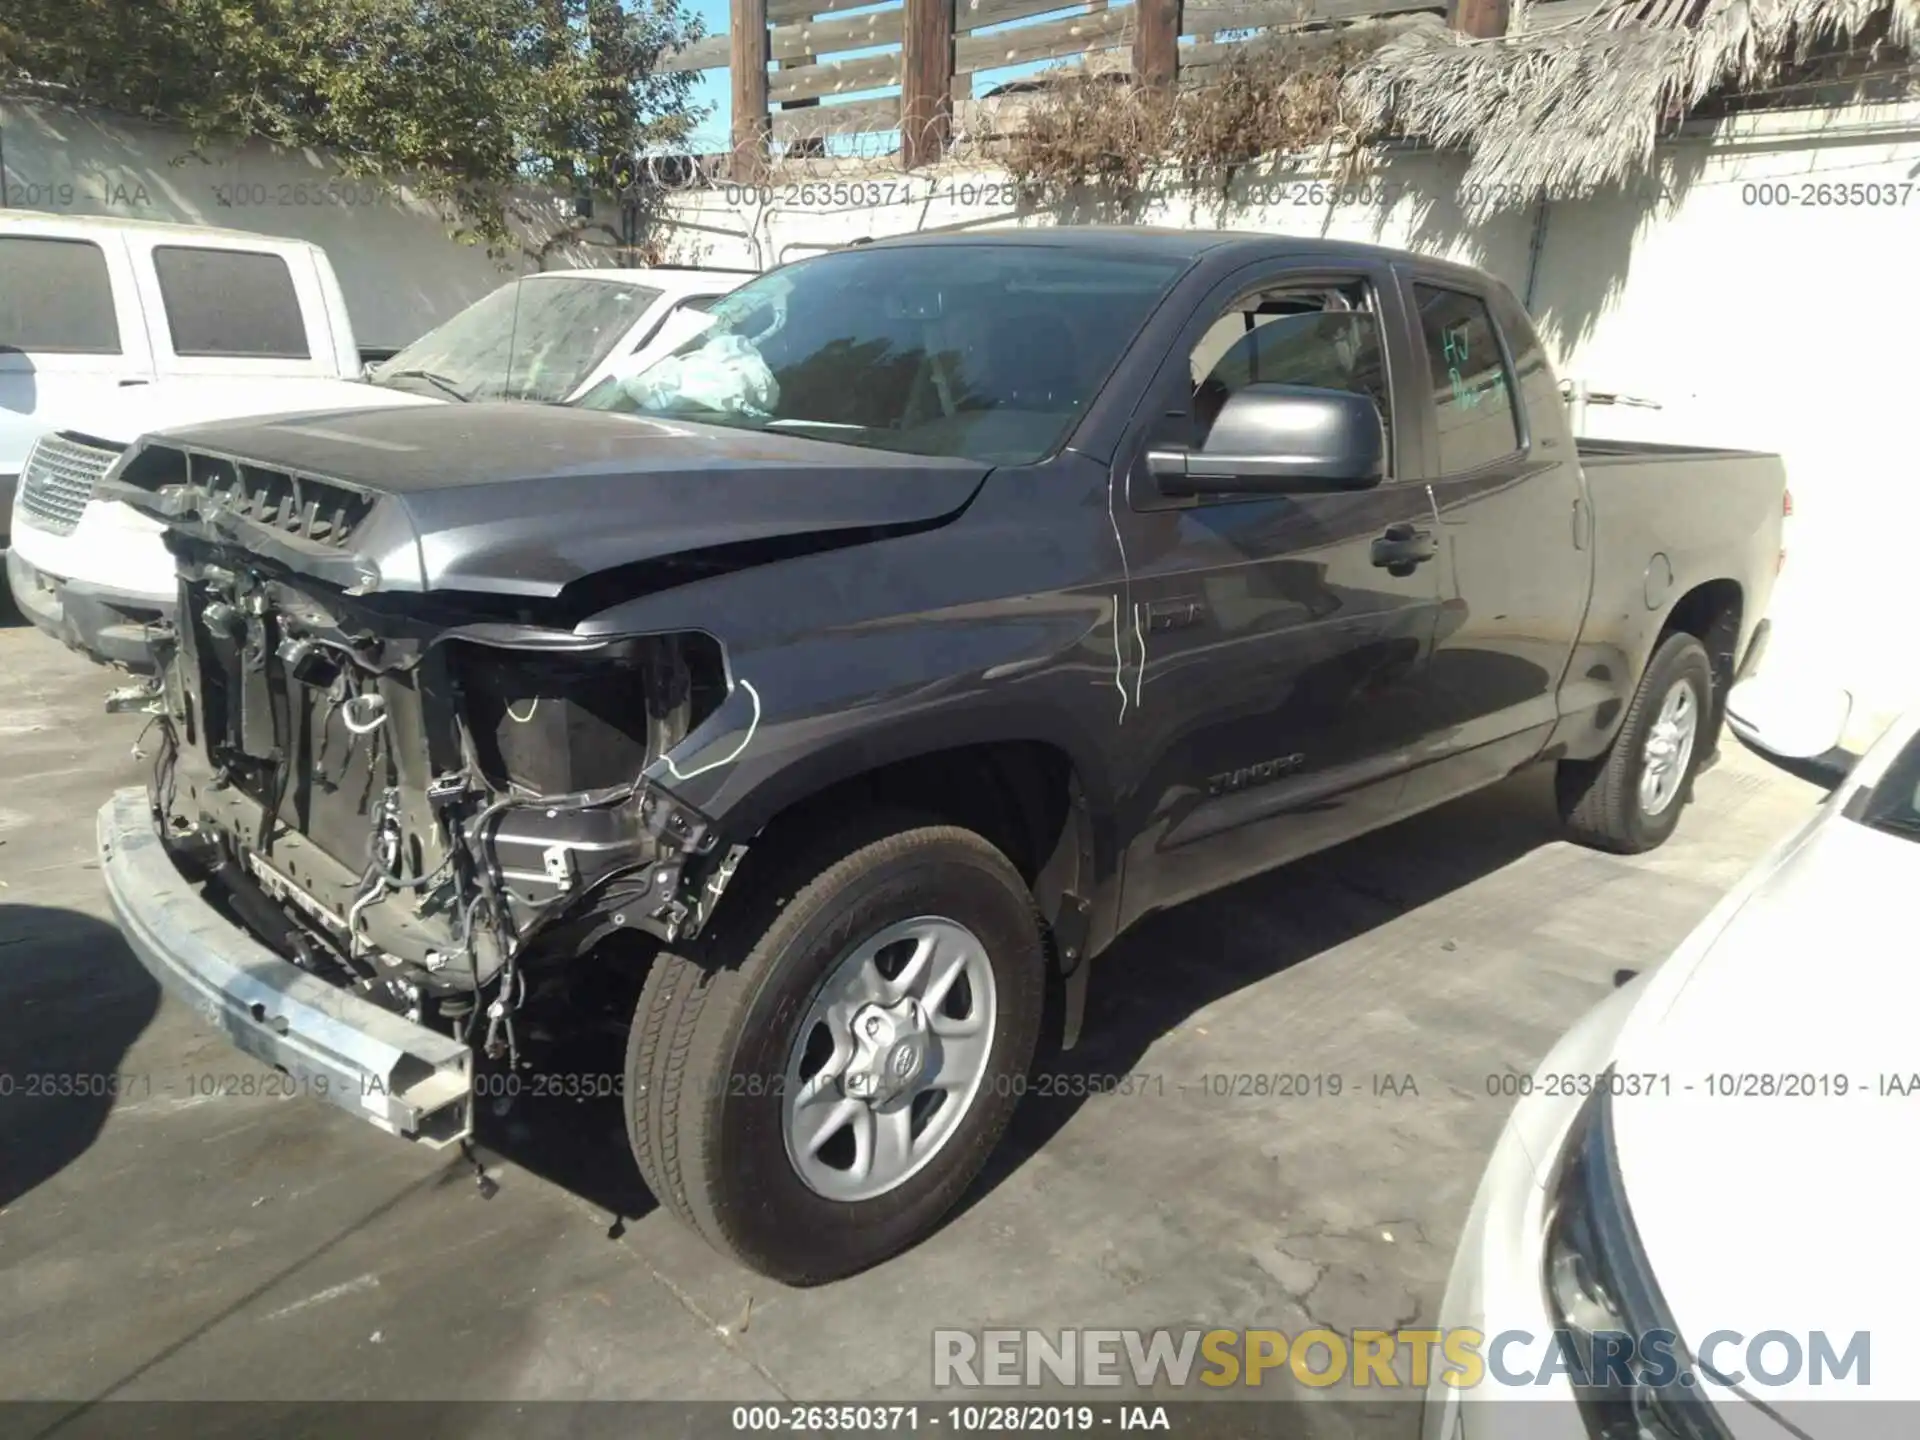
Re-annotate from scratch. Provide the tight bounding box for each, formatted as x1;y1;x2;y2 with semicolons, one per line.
0;618;1825;1430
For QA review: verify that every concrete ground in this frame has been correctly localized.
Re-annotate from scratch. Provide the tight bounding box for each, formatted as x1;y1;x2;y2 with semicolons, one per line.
0;614;1824;1431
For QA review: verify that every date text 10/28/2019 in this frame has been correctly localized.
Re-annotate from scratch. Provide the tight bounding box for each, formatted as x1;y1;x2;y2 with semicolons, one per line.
0;1071;409;1102
731;1405;1171;1432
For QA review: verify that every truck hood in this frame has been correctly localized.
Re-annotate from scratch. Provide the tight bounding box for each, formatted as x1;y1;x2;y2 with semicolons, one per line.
1606;812;1918;1405
59;376;438;447
118;401;992;599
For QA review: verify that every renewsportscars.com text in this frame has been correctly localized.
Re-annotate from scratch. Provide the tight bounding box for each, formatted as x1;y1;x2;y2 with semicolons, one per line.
932;1327;1872;1391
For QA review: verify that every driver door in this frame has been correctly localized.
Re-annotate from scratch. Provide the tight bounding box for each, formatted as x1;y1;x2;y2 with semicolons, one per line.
1110;259;1446;927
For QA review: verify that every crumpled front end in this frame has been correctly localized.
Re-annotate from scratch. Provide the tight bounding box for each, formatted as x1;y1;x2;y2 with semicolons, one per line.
153;558;736;985
104;477;759;1142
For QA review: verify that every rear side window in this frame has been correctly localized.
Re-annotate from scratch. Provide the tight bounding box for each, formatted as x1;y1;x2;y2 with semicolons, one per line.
1413;284;1521;473
0;237;121;354
152;246;311;359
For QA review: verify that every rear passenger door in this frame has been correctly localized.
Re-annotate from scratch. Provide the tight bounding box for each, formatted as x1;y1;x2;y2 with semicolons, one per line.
1398;271;1589;810
126;236;340;382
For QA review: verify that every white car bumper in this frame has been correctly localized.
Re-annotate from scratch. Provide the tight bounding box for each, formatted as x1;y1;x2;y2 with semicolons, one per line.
8;498;177;670
1426;975;1804;1440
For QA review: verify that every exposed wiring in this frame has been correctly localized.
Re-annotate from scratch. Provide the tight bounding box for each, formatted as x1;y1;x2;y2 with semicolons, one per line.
344;790;405;960
662;679;762;781
345;867;389;961
342;692;387;735
1104;461;1134;727
483;952;527;1066
129;712;166;762
1132;602;1147;709
459;894;488;1041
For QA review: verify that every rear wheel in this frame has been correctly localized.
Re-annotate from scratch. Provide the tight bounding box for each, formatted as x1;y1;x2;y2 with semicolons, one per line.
1558;631;1714;854
624;816;1045;1284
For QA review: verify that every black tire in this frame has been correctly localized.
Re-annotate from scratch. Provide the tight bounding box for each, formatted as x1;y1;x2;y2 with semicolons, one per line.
624;814;1046;1284
1558;631;1714;854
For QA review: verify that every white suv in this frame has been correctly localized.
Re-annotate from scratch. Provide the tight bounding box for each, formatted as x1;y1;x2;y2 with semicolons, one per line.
4;222;751;670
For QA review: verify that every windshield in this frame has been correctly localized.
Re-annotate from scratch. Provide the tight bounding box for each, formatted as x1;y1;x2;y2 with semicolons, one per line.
1855;726;1920;842
373;277;662;403
571;245;1188;464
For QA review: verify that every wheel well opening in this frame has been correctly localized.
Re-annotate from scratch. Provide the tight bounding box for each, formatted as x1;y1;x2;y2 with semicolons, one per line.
755;742;1079;891
1661;579;1743;752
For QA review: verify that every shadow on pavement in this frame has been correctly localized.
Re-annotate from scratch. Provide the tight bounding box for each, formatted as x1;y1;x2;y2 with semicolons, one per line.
0;904;161;1208
469;1014;659;1230
968;763;1570;1212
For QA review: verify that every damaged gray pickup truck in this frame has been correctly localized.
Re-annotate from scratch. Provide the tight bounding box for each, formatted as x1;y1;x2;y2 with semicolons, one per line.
97;228;1787;1283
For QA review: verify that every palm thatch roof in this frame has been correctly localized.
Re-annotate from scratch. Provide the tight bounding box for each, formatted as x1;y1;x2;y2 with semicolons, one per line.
1342;0;1920;215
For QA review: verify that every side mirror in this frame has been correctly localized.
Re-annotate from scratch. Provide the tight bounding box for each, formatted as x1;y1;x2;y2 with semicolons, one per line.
1148;384;1385;497
1725;675;1858;790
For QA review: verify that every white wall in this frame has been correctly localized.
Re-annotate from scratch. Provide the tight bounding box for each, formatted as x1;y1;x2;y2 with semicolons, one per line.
653;100;1920;684
1524;104;1920;690
0;99;636;349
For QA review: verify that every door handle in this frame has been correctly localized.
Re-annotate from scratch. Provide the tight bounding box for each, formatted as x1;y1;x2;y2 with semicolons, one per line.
1144;596;1207;633
1371;523;1437;576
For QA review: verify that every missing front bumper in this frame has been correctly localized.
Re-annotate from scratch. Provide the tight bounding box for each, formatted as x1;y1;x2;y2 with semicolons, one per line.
97;788;473;1147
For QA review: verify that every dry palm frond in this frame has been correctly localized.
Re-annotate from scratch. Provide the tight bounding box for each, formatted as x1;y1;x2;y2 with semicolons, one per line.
1343;0;1920;216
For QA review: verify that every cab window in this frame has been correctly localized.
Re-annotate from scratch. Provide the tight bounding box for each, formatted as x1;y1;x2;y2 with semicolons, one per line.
1413;283;1522;473
1185;280;1391;465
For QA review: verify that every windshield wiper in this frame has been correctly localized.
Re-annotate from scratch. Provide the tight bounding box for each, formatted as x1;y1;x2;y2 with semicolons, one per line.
379;368;470;402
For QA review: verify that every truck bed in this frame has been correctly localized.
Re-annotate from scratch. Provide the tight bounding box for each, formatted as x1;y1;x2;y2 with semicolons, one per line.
1576;440;1787;723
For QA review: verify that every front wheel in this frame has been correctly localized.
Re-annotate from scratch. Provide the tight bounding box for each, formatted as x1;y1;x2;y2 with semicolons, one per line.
1558;630;1714;854
624;818;1046;1284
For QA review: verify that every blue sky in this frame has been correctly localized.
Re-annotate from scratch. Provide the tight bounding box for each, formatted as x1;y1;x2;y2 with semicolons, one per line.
679;0;731;148
675;0;1070;151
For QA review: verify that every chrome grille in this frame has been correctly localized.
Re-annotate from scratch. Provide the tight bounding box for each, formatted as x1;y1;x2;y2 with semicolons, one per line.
18;434;123;537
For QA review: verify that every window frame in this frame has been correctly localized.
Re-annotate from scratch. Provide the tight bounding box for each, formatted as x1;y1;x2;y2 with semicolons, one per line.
0;235;125;357
1404;275;1531;479
1187;287;1392;450
149;243;313;361
1126;259;1418;512
625;292;724;356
